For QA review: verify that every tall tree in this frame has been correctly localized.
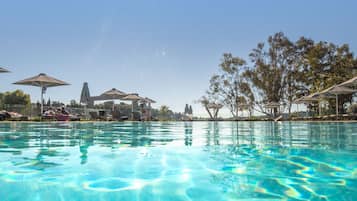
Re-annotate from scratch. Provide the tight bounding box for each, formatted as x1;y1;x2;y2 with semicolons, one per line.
184;104;189;114
244;32;295;116
202;32;357;118
298;40;357;113
208;53;249;118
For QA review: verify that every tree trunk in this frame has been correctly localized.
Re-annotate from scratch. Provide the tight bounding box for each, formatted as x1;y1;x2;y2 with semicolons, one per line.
204;106;214;120
235;107;239;120
214;108;220;119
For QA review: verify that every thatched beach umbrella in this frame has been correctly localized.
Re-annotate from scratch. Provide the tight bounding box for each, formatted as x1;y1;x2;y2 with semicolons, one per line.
338;76;357;87
207;103;223;109
143;97;156;104
293;96;319;104
320;85;356;117
142;97;156;109
101;88;126;99
0;67;10;73
122;93;145;120
264;102;281;118
13;73;69;115
293;95;320;116
142;97;156;120
100;88;126;111
306;92;337;116
265;102;281;108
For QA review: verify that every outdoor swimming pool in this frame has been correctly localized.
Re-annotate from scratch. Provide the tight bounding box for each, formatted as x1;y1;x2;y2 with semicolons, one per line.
0;121;356;201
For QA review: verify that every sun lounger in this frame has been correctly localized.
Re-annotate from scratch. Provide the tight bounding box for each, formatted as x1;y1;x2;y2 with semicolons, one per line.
42;114;55;120
0;111;28;121
70;115;81;121
0;111;11;121
56;114;70;121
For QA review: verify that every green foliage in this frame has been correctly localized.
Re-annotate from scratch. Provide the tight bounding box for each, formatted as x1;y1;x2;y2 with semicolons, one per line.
68;99;82;108
244;32;295;115
203;32;357;118
51;101;65;107
1;90;31;106
184;104;193;115
158;105;172;121
207;53;253;118
184;104;189;114
188;105;193;114
0;90;31;114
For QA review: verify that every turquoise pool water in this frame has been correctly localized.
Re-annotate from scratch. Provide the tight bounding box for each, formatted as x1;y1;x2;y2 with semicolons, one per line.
0;122;356;201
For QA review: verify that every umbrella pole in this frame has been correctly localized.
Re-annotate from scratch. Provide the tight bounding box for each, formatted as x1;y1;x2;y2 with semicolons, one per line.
131;101;134;120
149;103;151;121
318;99;321;117
336;94;338;119
40;86;44;118
297;104;299;117
84;104;87;120
112;95;115;112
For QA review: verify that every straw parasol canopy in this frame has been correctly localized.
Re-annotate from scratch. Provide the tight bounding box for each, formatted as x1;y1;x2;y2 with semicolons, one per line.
100;88;126;111
101;88;126;98
13;73;69;115
141;97;156;120
320;85;357;117
338;76;357;87
14;73;69;87
0;67;10;73
264;102;281;109
293;96;319;104
122;93;145;120
206;103;223;109
305;91;337;116
320;85;357;95
122;93;144;101
142;97;156;104
293;94;322;117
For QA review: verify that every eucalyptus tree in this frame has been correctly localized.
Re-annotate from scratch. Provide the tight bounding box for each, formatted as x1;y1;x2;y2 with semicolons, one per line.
208;53;251;118
282;37;314;114
238;81;255;117
202;32;357;117
297;39;357;113
244;32;295;116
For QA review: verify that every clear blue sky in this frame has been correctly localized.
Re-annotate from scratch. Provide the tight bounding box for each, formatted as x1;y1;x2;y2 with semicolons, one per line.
1;0;357;117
